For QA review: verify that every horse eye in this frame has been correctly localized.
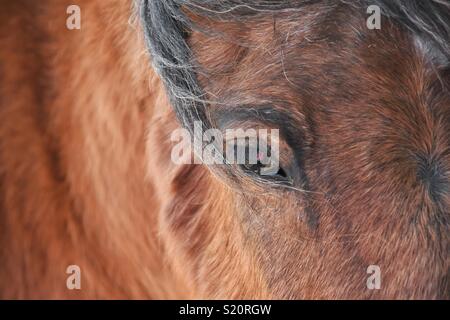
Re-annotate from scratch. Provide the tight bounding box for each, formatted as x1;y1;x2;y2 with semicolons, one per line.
231;139;292;184
240;149;291;182
242;161;288;179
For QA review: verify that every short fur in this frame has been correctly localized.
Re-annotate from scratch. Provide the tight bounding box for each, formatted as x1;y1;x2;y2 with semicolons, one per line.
0;0;448;299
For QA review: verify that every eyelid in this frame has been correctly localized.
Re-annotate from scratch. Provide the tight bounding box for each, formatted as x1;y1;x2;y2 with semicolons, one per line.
214;107;304;160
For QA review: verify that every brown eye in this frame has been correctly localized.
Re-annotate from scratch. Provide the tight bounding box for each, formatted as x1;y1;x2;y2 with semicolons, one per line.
223;125;294;184
239;144;291;183
242;161;288;178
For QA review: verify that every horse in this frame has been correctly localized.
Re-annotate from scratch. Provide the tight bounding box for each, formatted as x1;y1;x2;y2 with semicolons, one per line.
0;0;448;299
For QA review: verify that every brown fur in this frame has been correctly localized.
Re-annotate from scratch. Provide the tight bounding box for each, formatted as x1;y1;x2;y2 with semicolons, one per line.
0;1;448;299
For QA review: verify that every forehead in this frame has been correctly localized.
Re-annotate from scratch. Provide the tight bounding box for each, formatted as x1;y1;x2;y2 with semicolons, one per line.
189;5;426;108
